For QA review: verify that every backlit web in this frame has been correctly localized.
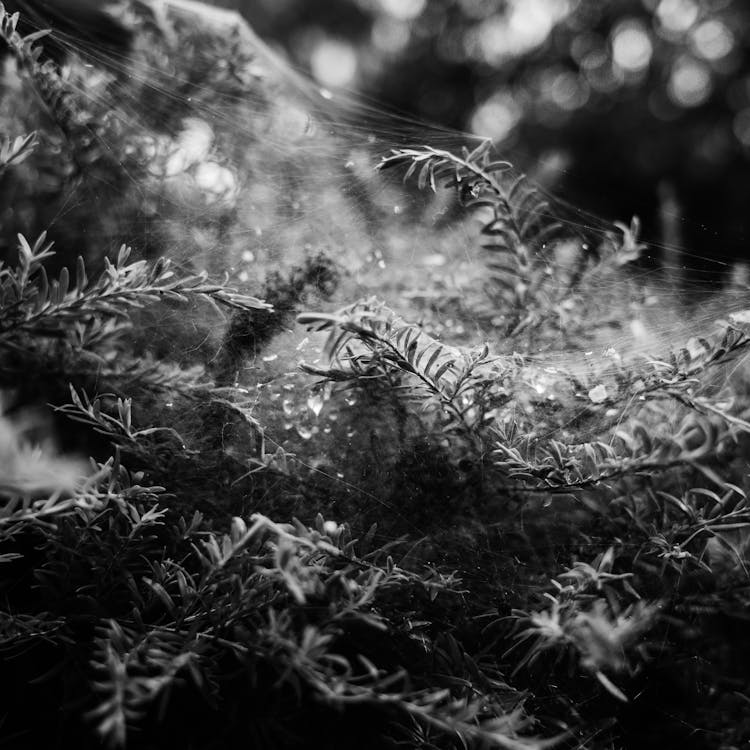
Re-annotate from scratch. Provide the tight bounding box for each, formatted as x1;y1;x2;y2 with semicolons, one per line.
3;0;748;523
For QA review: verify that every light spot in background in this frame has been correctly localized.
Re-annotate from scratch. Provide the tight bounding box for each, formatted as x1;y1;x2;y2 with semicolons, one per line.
656;0;699;35
423;253;446;266
668;56;712;107
545;70;589;110
371;18;411;54
611;20;653;73
534;149;571;186
164;117;213;176
473;0;572;64
629;318;651;346
310;39;358;88
377;0;426;21
471;92;522;141
691;20;734;61
194;162;237;205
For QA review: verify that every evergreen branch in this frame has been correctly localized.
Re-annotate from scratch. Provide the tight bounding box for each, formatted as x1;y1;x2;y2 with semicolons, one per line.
0;236;269;349
299;300;508;448
379;142;576;335
493;411;735;493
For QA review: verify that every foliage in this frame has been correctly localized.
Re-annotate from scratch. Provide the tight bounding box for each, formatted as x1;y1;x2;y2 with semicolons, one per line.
1;3;750;750
248;0;750;264
299;141;750;747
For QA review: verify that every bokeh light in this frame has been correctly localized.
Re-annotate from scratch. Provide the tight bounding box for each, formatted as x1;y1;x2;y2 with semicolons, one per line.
656;0;700;35
668;56;712;107
377;0;425;22
611;20;653;74
371;17;410;53
472;0;571;64
233;0;750;263
471;91;522;140
310;38;358;88
691;19;734;61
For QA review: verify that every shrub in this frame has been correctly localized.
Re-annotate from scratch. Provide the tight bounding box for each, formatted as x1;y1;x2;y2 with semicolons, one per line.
1;4;750;749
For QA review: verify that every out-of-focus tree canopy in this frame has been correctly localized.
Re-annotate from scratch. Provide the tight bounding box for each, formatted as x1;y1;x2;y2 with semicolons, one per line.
226;0;750;268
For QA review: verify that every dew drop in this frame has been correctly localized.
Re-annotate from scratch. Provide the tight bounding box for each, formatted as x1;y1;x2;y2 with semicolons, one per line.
588;384;608;404
307;393;325;417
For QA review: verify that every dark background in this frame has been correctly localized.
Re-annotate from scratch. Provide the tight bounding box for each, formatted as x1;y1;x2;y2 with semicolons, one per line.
216;0;750;272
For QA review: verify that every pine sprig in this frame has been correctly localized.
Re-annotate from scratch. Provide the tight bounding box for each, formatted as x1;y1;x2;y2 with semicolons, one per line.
0;3;115;167
299;299;509;450
493;410;738;492
71;501;539;749
380;141;573;334
0;235;269;349
505;548;656;704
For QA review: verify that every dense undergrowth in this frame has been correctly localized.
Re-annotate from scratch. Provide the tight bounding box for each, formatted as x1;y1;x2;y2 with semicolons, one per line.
1;3;750;748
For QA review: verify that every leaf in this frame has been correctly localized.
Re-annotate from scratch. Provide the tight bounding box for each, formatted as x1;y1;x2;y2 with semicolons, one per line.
422;344;444;376
297;312;340;328
485;160;512;173
433;360;455;381
595;671;629;702
75;255;88;291
417;160;435;191
465;138;492;163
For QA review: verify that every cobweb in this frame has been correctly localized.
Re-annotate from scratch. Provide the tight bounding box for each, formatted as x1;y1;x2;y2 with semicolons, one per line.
3;0;749;520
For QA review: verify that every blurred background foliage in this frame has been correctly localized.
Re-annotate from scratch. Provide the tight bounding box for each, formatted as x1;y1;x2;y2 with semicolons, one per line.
218;0;750;271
